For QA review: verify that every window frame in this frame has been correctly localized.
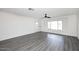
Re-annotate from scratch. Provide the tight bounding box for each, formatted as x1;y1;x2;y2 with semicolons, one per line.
48;20;62;31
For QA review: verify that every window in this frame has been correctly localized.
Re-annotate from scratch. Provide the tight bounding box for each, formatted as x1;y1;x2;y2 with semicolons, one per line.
51;21;57;30
48;21;62;30
57;21;62;30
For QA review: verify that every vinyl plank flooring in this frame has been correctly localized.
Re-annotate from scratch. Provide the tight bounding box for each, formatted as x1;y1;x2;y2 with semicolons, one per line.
0;32;79;51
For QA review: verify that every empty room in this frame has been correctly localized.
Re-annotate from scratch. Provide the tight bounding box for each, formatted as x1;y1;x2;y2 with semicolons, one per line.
0;8;79;51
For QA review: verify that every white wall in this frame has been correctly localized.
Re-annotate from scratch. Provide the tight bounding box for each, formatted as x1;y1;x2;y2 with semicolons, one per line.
40;15;77;37
0;11;39;41
77;14;79;39
0;11;77;41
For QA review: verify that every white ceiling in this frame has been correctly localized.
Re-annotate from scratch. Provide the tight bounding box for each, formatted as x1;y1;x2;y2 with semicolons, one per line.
0;8;78;18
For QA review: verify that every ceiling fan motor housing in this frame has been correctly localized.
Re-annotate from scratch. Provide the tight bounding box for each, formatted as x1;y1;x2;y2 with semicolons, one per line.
45;14;47;17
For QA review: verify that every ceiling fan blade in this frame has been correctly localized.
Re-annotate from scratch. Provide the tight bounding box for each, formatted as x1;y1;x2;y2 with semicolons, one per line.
47;17;51;18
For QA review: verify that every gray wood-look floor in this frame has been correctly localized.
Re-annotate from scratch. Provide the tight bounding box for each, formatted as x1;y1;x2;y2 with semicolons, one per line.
0;32;79;51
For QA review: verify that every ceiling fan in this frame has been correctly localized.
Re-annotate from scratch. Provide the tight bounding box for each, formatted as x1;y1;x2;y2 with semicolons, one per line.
43;13;51;18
